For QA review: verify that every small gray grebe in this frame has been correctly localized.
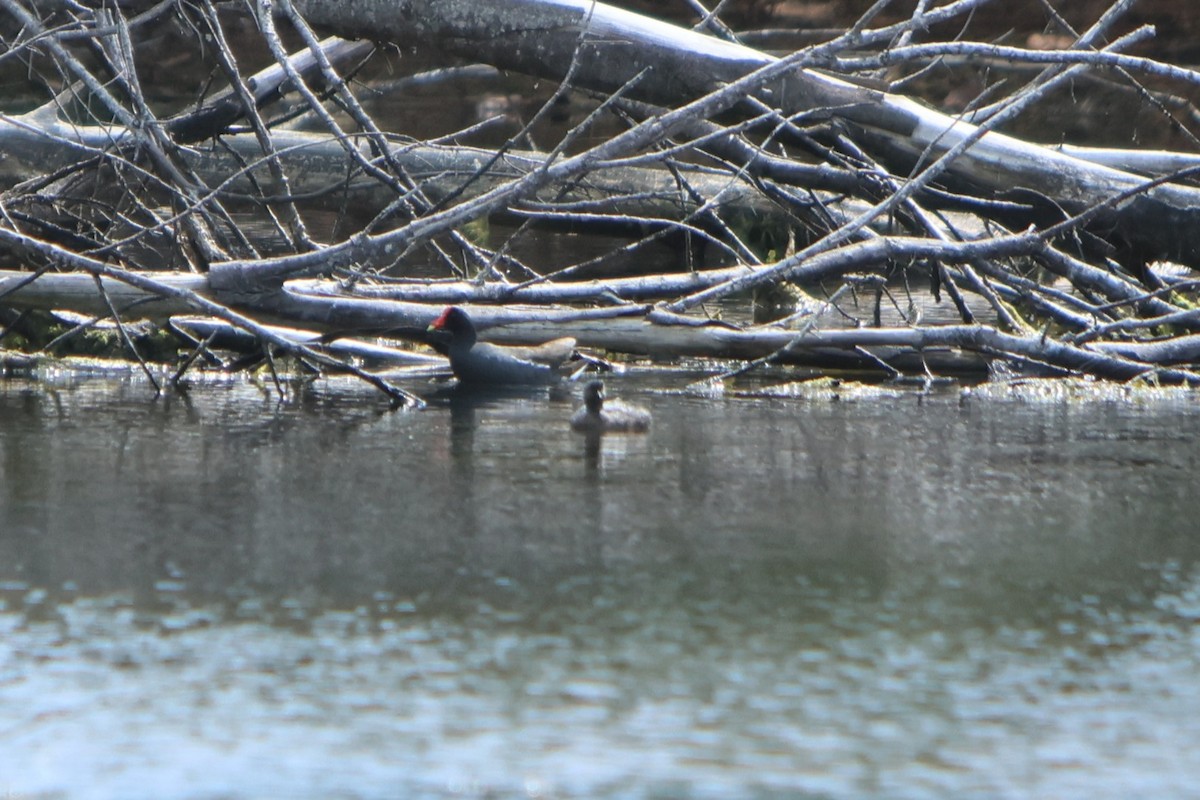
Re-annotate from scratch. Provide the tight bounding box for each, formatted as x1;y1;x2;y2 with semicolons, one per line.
570;381;651;434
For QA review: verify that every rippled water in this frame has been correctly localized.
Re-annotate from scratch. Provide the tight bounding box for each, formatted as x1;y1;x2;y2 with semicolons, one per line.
2;372;1200;799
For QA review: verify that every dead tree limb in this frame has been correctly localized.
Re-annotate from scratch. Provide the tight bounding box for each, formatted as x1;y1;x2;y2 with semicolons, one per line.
287;0;1200;268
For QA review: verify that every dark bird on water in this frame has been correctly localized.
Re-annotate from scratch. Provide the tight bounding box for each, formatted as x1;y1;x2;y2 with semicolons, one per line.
570;380;652;434
427;306;578;386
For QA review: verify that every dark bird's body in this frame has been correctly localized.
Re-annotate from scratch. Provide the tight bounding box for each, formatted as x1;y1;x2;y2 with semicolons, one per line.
428;306;577;386
570;380;651;434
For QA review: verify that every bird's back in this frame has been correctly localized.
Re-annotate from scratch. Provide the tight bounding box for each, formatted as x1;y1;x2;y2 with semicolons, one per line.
451;342;559;385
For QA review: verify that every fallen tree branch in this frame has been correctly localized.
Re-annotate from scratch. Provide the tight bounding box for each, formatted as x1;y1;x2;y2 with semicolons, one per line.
288;0;1200;267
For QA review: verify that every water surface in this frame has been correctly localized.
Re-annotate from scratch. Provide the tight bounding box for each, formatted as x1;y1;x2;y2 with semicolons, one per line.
2;373;1199;798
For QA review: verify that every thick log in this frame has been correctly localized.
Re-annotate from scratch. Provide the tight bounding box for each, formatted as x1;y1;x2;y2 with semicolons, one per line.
0;270;208;319
8;266;1200;382
290;268;762;305
169;316;447;368
0;112;793;236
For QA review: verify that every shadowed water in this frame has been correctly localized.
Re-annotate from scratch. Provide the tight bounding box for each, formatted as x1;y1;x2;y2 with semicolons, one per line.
2;373;1200;799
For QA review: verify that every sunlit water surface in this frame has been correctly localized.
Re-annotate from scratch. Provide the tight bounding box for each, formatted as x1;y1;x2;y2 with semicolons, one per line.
2;373;1200;799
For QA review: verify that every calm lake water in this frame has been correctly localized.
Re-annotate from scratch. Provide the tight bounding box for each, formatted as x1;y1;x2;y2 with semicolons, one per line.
2;371;1200;799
